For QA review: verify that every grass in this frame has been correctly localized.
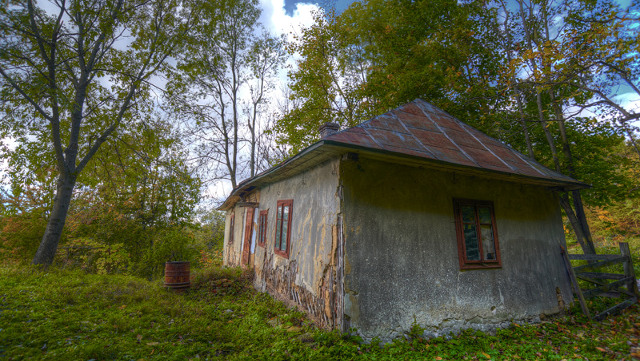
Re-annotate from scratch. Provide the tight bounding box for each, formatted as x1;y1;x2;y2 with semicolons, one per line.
1;261;639;360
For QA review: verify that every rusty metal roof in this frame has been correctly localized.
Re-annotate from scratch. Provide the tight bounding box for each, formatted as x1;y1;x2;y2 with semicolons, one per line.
219;99;587;210
325;99;581;184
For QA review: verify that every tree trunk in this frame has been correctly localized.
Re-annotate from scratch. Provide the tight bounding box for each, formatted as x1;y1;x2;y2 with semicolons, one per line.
32;173;76;266
571;190;596;254
550;91;596;255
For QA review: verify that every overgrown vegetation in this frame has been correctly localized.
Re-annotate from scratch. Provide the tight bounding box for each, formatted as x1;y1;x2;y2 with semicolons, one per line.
1;252;639;360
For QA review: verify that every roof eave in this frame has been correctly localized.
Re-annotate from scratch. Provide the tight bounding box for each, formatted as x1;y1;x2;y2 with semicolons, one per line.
218;140;589;211
217;141;329;211
321;140;590;190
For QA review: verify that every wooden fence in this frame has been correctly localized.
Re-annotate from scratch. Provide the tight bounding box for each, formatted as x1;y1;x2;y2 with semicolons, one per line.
561;242;639;321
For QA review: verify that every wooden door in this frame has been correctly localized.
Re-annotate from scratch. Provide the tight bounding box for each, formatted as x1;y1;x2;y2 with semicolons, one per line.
241;208;255;266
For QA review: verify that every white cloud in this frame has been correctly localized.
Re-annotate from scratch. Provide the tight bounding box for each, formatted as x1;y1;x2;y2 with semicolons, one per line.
259;0;320;41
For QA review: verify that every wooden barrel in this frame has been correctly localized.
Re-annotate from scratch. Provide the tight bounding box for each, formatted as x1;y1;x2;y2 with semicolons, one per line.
164;261;190;291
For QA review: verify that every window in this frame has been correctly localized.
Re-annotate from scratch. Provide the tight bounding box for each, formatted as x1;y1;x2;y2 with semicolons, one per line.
228;213;235;244
257;210;268;247
453;199;501;270
274;200;293;258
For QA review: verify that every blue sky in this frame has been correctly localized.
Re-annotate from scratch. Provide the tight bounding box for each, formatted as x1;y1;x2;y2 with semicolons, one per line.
283;0;356;15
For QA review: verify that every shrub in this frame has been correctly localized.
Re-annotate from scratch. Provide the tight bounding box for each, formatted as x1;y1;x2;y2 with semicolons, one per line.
55;237;131;274
135;227;199;279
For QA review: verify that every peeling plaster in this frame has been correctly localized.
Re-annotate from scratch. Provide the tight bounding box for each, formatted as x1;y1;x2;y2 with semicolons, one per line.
225;159;344;330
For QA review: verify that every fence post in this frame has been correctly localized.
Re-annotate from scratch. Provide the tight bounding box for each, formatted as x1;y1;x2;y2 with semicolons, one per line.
560;246;591;320
619;242;639;298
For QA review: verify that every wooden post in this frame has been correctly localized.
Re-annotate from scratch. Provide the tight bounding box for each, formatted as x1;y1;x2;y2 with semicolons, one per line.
619;242;639;298
560;246;591;320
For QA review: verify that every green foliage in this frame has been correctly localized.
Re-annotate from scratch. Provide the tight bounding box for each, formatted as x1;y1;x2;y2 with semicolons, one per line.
1;264;639;360
511;115;634;206
192;209;227;251
0;0;193;265
56;238;131;275
136;228;200;279
406;316;426;341
0;183;51;263
0;107;203;273
588;201;640;241
279;0;506;154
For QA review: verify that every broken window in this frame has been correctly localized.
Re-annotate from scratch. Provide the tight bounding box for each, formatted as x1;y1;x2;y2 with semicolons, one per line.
228;213;235;244
257;210;268;247
274;200;293;258
453;199;501;269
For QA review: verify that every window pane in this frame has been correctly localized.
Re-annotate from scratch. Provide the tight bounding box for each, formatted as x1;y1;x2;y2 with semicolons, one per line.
275;206;282;250
463;223;480;260
281;205;289;251
263;215;267;243
461;206;475;223
478;207;492;224
259;215;264;243
481;225;496;260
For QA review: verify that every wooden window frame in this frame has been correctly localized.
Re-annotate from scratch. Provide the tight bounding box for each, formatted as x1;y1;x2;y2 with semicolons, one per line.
228;213;235;244
257;210;268;247
274;199;293;258
453;199;502;270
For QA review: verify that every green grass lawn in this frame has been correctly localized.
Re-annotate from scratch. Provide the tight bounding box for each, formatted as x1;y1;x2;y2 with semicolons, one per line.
1;263;639;360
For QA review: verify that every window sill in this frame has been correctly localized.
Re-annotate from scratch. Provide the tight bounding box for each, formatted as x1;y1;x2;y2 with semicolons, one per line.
460;263;501;270
274;249;289;259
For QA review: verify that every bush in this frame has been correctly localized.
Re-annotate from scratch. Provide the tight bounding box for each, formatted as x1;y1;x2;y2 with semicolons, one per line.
135;227;200;279
55;237;131;274
0;213;47;264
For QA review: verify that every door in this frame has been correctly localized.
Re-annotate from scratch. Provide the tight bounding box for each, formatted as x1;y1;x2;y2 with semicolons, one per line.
241;207;255;266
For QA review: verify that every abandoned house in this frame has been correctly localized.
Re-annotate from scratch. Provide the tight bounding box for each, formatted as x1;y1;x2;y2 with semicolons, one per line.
219;99;587;341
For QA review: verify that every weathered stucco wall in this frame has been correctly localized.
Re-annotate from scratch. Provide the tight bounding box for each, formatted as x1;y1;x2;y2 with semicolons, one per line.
341;156;573;341
249;159;344;329
223;190;259;268
223;205;243;267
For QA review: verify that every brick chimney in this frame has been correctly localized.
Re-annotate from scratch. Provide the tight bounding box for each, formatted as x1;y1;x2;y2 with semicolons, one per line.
319;122;340;138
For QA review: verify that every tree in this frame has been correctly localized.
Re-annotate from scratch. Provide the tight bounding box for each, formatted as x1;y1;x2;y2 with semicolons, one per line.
168;0;285;189
560;0;640;156
244;32;287;177
65;118;201;277
279;0;507;153
0;0;191;266
496;0;640;254
277;9;373;153
280;0;639;255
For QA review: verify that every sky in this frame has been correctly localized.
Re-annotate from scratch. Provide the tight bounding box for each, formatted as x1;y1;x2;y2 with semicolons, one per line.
257;0;355;39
